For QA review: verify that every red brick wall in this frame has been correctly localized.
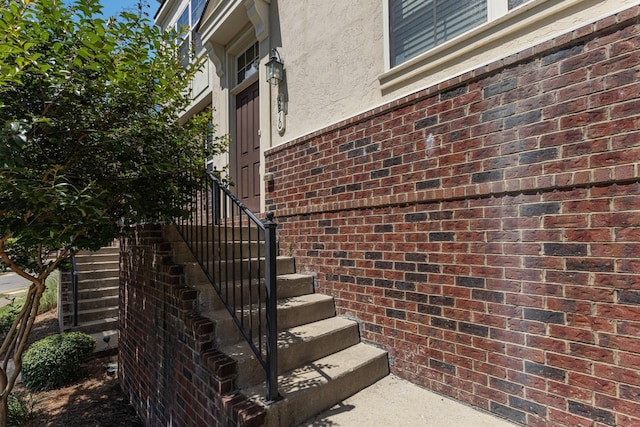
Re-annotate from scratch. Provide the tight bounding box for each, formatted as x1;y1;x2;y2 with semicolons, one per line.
119;225;265;427
265;7;640;426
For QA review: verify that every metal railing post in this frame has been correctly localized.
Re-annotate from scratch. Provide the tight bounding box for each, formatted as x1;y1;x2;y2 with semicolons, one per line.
264;211;279;402
71;254;79;327
213;167;221;226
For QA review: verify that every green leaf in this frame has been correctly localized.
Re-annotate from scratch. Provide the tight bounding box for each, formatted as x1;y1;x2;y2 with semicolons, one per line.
0;0;223;281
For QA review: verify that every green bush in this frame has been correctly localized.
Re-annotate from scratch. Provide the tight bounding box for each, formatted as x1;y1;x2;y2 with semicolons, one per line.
22;332;96;391
0;271;59;340
8;392;39;426
0;304;21;341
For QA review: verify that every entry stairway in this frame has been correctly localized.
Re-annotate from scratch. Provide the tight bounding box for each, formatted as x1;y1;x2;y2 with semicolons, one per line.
165;226;389;426
60;246;120;352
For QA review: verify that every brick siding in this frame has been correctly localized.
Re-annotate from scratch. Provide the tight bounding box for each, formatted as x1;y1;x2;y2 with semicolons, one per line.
119;225;265;427
265;7;640;426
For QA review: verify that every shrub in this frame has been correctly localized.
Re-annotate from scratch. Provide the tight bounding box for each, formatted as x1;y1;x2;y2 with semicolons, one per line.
0;270;58;340
7;392;39;426
22;332;96;391
0;303;21;341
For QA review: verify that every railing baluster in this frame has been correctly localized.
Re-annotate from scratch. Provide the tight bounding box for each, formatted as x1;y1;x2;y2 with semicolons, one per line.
257;219;263;357
264;212;278;402
176;171;278;402
71;254;79;327
247;215;253;345
206;179;211;276
223;193;229;304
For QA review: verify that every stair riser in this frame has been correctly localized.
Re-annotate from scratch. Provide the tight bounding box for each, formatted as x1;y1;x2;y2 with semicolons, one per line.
194;274;315;314
167;225;265;242
78;297;119;311
78;308;119;323
76;288;119;299
183;258;295;283
77;278;119;290
75;248;119;258
185;266;263;311
70;320;119;335
276;276;314;298
172;241;265;263
77;270;120;281
267;349;389;427
188;258;295;282
75;250;120;266
278;298;335;330
213;297;336;347
76;260;120;273
235;323;360;388
61;288;119;300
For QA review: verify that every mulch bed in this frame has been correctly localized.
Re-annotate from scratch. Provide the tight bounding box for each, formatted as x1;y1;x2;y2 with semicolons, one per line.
12;310;143;427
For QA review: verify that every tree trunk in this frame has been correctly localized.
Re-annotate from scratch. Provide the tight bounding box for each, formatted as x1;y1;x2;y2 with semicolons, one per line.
0;276;46;427
0;392;7;427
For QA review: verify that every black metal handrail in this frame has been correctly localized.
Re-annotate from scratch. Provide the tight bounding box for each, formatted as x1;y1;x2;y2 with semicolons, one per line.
176;171;279;402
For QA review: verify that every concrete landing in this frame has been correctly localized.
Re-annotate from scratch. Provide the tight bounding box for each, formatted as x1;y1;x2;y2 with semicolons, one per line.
298;374;517;427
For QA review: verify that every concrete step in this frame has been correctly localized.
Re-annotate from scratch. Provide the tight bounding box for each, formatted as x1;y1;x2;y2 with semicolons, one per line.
75;260;120;271
275;273;314;299
247;343;389;427
172;240;266;263
224;317;360;388
76;246;119;256
77;269;120;281
277;294;335;330
70;317;118;335
166;224;265;243
76;286;119;300
190;272;314;313
75;247;120;263
77;306;119;323
78;295;119;311
207;293;336;347
182;258;295;286
184;256;296;281
77;277;119;289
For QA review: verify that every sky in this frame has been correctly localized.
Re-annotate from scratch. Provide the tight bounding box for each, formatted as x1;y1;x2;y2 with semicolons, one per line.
98;0;139;18
63;1;158;19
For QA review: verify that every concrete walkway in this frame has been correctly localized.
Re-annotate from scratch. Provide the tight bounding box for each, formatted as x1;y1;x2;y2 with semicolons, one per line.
299;375;516;427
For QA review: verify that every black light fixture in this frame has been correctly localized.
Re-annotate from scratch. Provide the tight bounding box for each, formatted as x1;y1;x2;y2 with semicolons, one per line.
265;48;284;86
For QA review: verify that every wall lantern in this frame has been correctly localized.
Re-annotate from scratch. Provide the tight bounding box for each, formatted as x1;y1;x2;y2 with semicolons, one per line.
265;48;284;85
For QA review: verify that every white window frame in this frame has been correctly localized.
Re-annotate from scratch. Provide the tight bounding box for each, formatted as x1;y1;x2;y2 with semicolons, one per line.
235;42;260;87
380;0;594;93
385;0;521;70
175;0;208;66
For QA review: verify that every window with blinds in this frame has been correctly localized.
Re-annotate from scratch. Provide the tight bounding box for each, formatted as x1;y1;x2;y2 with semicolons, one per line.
508;0;530;9
176;0;208;68
389;0;488;67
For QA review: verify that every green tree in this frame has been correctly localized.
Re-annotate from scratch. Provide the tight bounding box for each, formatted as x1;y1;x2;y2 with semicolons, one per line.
0;1;224;424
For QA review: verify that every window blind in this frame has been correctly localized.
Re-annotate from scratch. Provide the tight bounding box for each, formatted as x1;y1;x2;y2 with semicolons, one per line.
389;0;488;67
509;0;530;9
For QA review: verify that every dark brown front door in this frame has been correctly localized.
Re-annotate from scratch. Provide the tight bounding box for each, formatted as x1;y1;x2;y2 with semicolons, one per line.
235;82;260;212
